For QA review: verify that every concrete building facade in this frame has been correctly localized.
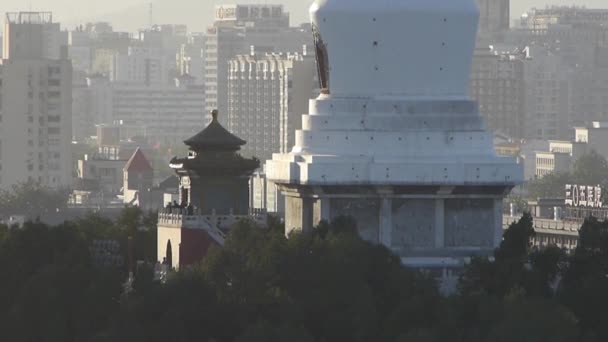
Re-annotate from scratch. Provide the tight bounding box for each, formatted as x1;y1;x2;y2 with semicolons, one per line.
111;81;205;145
110;46;168;85
204;4;313;124
470;46;526;139
227;52;316;162
0;12;72;189
76;76;204;145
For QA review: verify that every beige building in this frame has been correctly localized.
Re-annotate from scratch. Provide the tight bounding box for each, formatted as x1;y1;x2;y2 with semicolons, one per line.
534;140;588;179
535;151;572;178
77;155;125;194
204;4;312;124
0;12;72;189
227;52;316;162
110;46;168;85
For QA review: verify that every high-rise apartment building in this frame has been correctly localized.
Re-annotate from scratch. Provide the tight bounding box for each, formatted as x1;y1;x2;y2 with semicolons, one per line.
2;12;68;60
523;47;573;140
68;22;132;74
476;0;510;36
516;7;608;68
470;47;526;139
0;12;72;189
508;7;608;136
80;76;205;145
226;52;316;162
111;80;205;145
110;46;168;85
570;67;608;125
204;4;312;123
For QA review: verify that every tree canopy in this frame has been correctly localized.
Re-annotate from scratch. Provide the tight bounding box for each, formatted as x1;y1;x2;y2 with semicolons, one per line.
1;213;608;341
0;180;69;219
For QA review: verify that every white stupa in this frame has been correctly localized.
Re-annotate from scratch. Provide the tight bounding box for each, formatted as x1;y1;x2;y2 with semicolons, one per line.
266;0;523;269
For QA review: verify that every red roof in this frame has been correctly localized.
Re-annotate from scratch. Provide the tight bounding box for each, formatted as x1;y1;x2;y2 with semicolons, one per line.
124;147;153;172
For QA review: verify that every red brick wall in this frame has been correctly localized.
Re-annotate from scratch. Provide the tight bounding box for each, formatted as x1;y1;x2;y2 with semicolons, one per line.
179;228;218;266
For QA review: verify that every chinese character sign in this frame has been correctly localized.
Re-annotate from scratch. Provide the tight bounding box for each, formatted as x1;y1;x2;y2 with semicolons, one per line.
565;184;603;208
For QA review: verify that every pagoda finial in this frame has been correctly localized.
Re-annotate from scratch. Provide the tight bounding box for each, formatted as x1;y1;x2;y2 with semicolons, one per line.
211;109;218;121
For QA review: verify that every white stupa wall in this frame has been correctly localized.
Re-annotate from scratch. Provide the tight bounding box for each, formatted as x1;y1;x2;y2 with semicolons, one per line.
266;0;523;260
310;0;479;98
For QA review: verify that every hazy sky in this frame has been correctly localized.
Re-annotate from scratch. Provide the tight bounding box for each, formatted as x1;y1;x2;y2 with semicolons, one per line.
0;0;606;32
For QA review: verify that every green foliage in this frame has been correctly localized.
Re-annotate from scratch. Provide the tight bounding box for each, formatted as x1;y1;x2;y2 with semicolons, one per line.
527;172;572;199
527;151;608;201
0;222;123;342
497;212;536;261
115;207;158;263
0;223;7;242
113;217;441;342
573;150;608;186
3;211;608;341
559;218;608;341
235;321;315;342
0;180;69;219
483;298;579;342
460;213;536;298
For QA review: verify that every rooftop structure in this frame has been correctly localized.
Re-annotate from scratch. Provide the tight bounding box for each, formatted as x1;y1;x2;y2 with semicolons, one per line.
5;12;52;25
520;6;608;30
214;4;289;27
227;52;317;162
2;11;67;60
204;5;312;123
0;12;72;189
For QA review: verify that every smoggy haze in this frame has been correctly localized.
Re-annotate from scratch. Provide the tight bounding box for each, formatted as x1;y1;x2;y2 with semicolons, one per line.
0;0;606;32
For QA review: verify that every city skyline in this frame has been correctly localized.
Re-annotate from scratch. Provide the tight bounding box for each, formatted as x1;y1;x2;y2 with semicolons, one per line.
0;0;606;32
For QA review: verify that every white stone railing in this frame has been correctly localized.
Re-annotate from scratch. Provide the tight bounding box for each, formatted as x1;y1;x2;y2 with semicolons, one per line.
503;215;581;234
158;208;267;246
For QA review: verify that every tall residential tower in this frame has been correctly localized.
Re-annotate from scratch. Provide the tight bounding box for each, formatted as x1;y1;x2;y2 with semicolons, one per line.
0;12;72;189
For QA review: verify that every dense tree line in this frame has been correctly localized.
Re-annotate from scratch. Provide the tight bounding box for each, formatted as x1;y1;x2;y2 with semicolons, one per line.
0;181;70;219
2;212;608;341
